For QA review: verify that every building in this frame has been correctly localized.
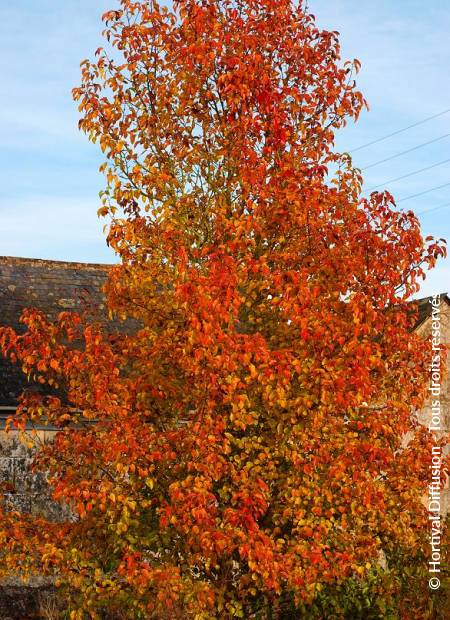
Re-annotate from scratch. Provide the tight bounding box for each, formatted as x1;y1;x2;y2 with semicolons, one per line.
0;256;111;507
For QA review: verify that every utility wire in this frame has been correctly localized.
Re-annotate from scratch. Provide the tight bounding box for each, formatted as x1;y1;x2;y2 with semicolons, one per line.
350;108;450;153
417;201;450;216
364;157;450;192
397;181;450;203
361;133;450;170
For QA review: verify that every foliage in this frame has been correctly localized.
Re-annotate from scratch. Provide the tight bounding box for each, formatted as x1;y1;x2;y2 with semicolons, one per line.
0;1;448;617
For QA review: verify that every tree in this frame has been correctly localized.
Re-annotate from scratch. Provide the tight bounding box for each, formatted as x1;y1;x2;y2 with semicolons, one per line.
0;1;448;617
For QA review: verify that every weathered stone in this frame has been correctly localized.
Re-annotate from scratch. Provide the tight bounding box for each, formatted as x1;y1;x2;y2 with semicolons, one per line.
0;434;30;459
4;492;32;513
414;295;450;515
14;463;48;496
0;585;56;620
30;492;72;522
0;427;72;523
0;458;14;487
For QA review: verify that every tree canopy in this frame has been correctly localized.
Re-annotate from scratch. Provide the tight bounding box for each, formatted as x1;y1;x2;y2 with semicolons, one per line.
0;1;448;618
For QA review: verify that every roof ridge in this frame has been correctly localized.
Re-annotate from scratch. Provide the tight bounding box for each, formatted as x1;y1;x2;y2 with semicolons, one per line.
0;256;113;269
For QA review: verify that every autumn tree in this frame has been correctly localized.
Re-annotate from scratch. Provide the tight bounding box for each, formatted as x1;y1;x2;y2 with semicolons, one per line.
0;0;448;618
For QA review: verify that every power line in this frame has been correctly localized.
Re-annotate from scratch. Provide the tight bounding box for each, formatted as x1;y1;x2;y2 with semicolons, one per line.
361;133;450;170
417;201;450;216
396;181;450;203
350;108;450;153
364;157;450;192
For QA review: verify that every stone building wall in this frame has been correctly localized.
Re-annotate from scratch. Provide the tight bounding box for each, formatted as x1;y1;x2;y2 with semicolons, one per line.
0;427;62;619
0;426;65;522
414;295;450;515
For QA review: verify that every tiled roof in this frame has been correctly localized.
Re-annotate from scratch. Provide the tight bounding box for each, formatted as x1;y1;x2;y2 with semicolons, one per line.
0;256;111;406
414;292;450;329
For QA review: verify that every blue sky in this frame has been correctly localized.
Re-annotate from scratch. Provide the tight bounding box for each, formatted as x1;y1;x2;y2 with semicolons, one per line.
0;1;448;297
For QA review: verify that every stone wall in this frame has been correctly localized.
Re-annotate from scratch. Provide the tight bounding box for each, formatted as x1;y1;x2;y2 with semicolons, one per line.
415;297;450;515
0;428;63;619
0;584;56;620
0;428;66;522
